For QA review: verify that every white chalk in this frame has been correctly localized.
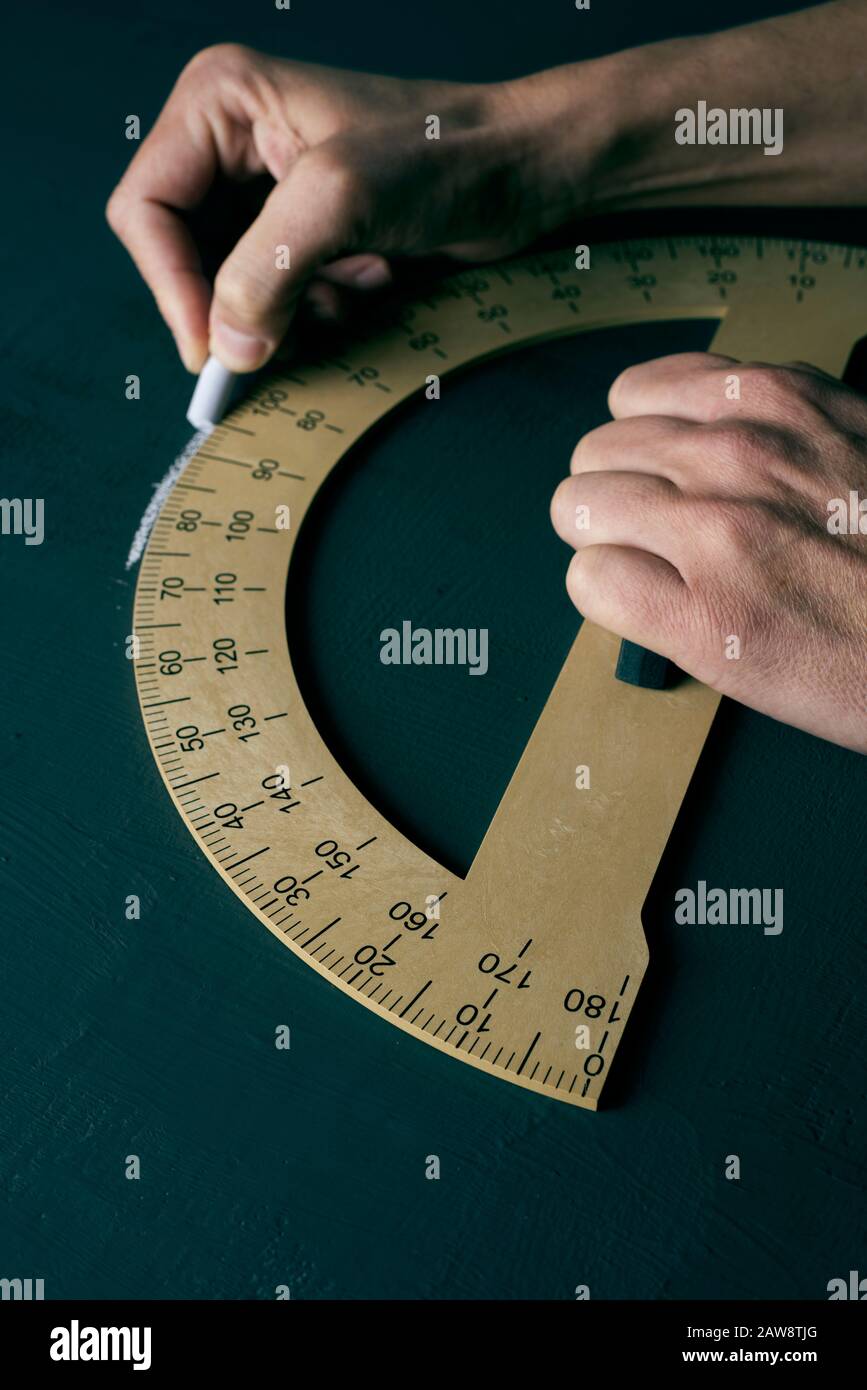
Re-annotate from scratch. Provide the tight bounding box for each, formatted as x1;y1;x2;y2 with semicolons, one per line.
186;356;237;430
125;429;210;570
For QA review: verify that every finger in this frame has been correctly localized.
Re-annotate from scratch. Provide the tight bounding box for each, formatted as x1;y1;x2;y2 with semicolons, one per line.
607;352;850;429
570;415;799;498
565;545;689;657
571;416;698;486
109;200;211;371
107;106;218;371
780;359;838;381
210;148;369;371
301;255;393;322
317;253;392;290
303;280;345;322
551;471;686;567
608;352;740;422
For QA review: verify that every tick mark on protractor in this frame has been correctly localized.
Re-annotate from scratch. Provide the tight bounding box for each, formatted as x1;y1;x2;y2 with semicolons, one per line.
301;918;341;948
198;454;252;468
399;981;433;1017
225;846;270;871
169;771;220;789
134;236;867;1111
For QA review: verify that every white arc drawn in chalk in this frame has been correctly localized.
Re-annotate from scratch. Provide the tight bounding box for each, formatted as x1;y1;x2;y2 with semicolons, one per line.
125;428;211;570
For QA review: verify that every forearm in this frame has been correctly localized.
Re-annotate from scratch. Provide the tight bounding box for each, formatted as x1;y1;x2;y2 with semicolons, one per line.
501;0;867;223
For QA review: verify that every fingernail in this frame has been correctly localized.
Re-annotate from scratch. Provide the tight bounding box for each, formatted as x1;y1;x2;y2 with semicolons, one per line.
180;341;207;374
211;321;270;371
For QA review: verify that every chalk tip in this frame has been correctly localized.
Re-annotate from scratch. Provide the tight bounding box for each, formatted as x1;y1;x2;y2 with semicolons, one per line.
186;355;238;431
185;406;214;432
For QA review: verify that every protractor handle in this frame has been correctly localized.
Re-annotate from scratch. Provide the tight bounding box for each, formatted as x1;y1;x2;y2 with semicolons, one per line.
615;639;672;690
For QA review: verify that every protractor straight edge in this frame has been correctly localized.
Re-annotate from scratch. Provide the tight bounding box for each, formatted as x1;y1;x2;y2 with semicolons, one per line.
132;236;867;1111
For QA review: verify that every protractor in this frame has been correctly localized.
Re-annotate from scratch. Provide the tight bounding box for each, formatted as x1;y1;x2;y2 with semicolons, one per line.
133;235;867;1111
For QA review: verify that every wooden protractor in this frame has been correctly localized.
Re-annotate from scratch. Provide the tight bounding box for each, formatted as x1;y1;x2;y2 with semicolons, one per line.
132;236;867;1110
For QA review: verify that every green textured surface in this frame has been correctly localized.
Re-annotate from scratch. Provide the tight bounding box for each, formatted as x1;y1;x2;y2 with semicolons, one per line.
1;0;866;1300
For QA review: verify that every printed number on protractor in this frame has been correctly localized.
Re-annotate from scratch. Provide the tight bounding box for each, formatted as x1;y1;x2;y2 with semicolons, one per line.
133;237;867;1110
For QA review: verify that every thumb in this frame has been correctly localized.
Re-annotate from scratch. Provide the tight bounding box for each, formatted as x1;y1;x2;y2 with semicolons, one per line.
210;148;369;371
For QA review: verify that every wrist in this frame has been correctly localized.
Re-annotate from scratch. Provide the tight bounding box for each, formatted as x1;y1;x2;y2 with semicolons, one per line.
495;51;645;225
496;38;721;225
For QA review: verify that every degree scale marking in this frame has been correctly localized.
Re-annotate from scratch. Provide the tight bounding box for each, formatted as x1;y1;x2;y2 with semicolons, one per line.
133;237;867;1111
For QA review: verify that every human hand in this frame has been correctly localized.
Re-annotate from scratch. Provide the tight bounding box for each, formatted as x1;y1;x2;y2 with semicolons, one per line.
106;44;553;373
551;354;867;752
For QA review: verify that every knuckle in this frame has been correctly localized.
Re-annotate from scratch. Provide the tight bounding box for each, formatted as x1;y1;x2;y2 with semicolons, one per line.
607;365;635;414
699;497;764;559
305;146;369;221
566;546;668;636
703;420;775;476
552;476;595;539
739;363;812;414
685;598;745;687
214;261;263;325
550;476;573;527
565;548;597;605
785;359;828;377
565;547;615;612
181;42;253;82
570;429;598;473
569;420;622;472
105;189;129;236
